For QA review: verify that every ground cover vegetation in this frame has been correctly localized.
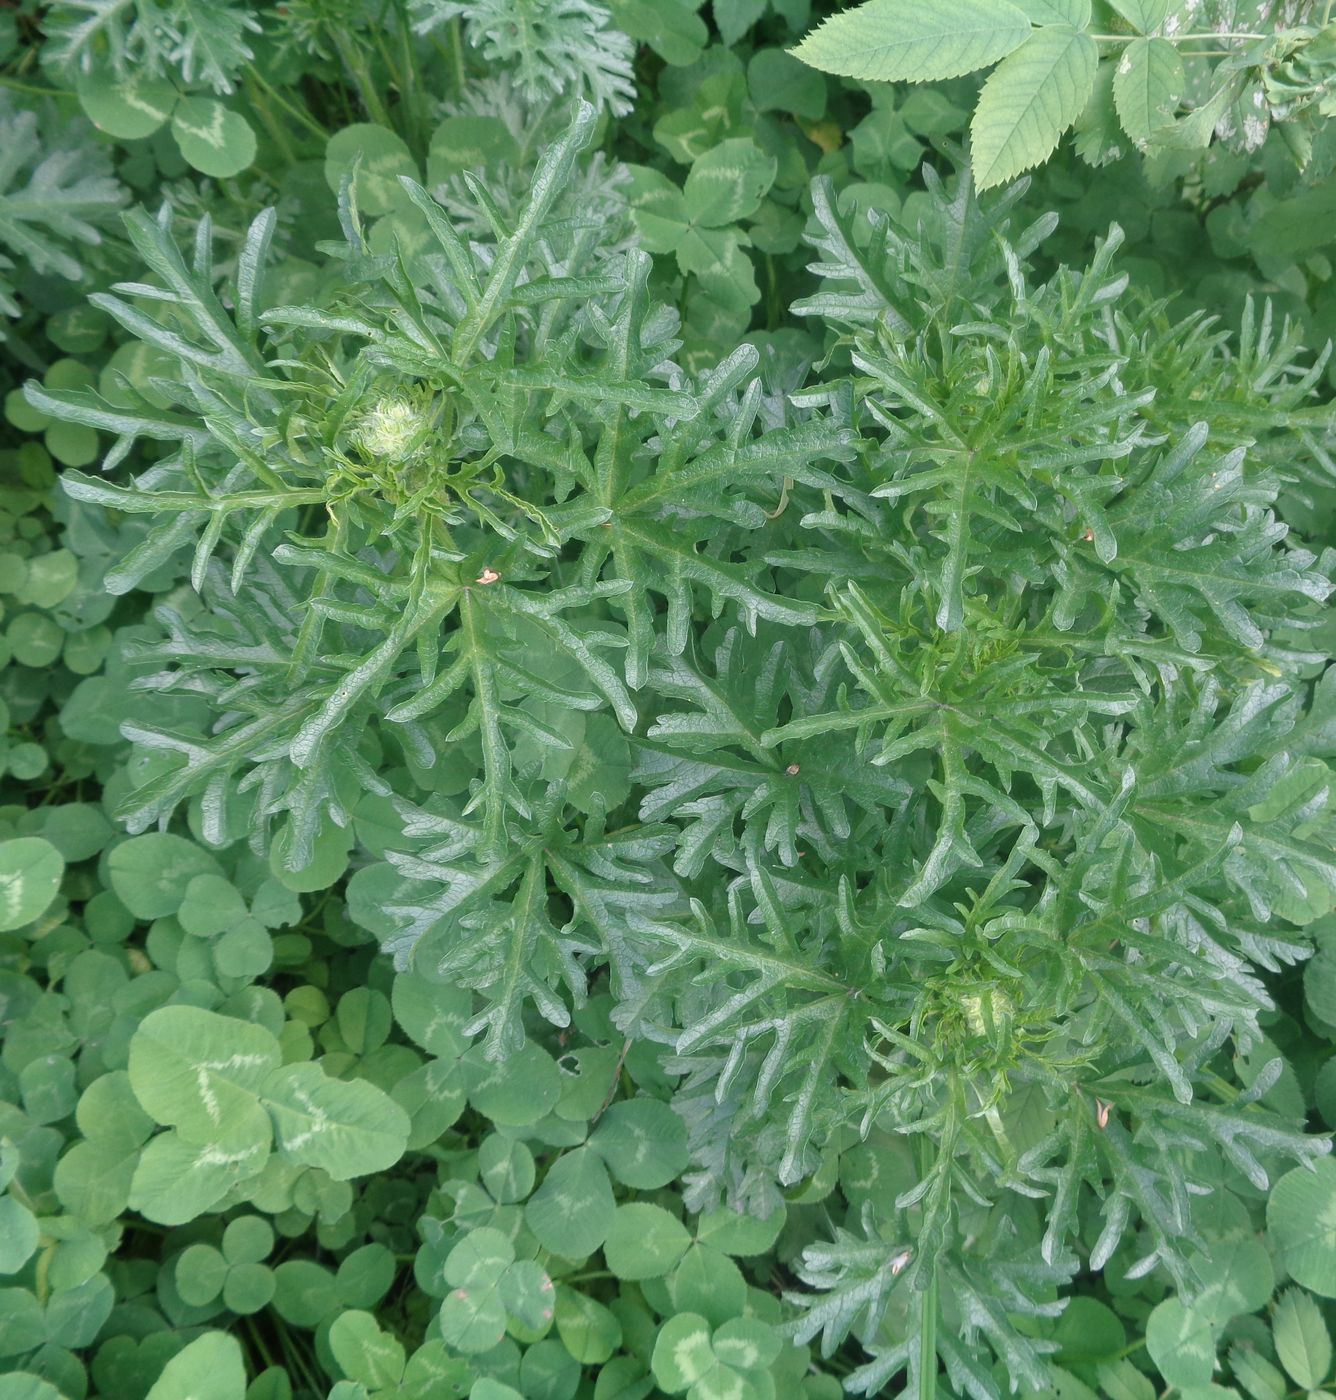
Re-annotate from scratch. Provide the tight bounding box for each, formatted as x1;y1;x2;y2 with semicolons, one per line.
2;1;1336;1397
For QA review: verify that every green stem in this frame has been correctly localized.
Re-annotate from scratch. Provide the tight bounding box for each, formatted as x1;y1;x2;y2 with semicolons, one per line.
6;1177;38;1213
918;1269;937;1400
243;64;329;141
1089;30;1266;41
1110;1336;1148;1362
447;18;468;98
271;1314;323;1395
391;0;426;151
332;28;392;126
915;1137;937;1400
245;85;298;167
371;26;405;99
1202;1069;1243;1104
0;75;78;100
34;1241;54;1303
3;330;47;377
245;1316;277;1371
765;253;780;332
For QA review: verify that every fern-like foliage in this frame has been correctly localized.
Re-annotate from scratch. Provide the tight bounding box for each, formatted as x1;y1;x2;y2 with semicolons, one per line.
410;0;637;115
723;168;1334;1388
430;75;636;245
32;118;1336;1390
28;103;851;874
41;0;259;92
0;94;125;324
659;171;1334;1377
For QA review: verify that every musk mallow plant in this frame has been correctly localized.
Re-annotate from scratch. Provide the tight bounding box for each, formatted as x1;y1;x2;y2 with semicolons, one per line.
26;103;1336;1390
26;101;855;871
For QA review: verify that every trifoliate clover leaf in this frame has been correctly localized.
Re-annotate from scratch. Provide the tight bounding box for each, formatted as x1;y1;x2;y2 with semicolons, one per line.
0;1374;65;1400
329;1311;407;1391
525;1147;616;1260
269;817;352;893
1194;1237;1275;1325
668;1245;748;1329
263;1062;409;1180
0;836;64;932
249;880;302;930
272;1260;341;1329
748;47;826;119
589;1098;690;1189
33;803;112;863
125;1004;408;1213
652;1312;715;1393
444;1226;514;1290
478;1136;536;1204
464;1044;563;1126
604;1203;692;1280
174;1243;228;1307
469;1380;524;1400
325;124;417;215
222;1262;274;1315
337;1245;396;1311
222;1215;274;1266
554;1045;625;1123
518;1340;580;1398
0;1197;40;1275
53;1072;155;1226
76;70;178;140
20;1054;78;1125
682;140;776;227
127;1005;280;1145
391;971;472;1058
710;1317;782;1373
108;834;223;921
169;98;256;179
143;1330;246;1400
211;919;273;979
128;1130;268;1226
438;1228;520;1354
426;114;521;183
498;1259;556;1333
1145;1298;1218;1391
178;874;248;938
393;1058;470;1150
695;1205;786;1258
1268;1161;1336;1298
553;1286;621;1364
334;988;392;1056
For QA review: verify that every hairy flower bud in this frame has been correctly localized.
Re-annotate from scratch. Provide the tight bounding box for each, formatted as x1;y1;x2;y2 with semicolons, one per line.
355;395;428;462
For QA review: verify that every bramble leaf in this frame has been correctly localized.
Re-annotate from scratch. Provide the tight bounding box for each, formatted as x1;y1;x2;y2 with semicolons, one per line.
971;26;1099;189
792;0;1032;83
